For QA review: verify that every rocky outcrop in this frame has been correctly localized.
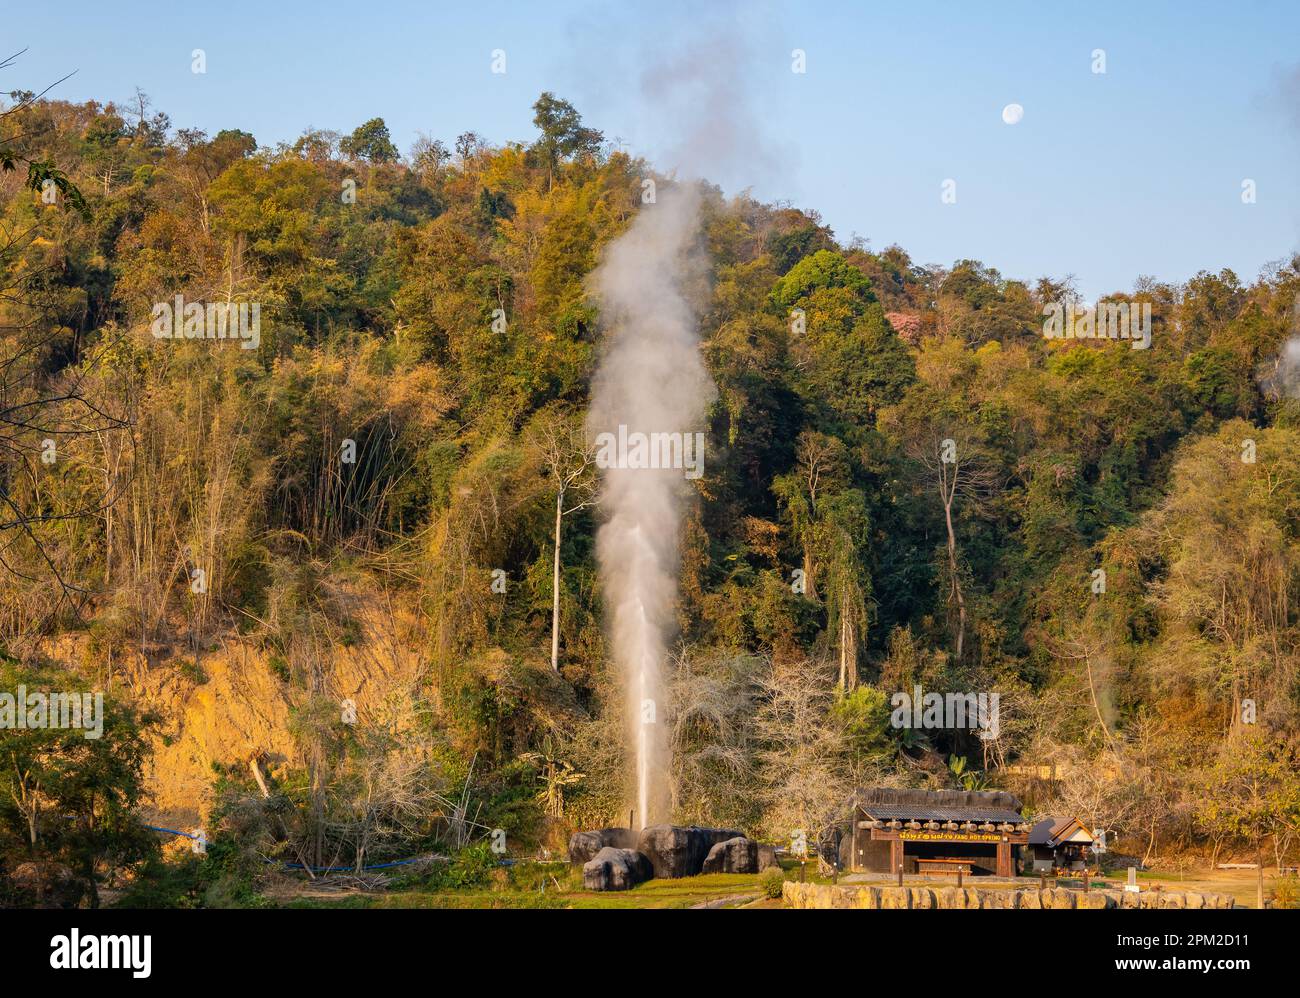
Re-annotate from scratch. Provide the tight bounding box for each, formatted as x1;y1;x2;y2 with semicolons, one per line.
702;836;759;874
782;882;1237;910
574;825;777;889
568;827;639;865
636;825;745;878
582;847;653;891
42;601;430;824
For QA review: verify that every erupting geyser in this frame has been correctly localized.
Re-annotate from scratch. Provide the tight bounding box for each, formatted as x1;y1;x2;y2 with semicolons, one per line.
588;185;714;828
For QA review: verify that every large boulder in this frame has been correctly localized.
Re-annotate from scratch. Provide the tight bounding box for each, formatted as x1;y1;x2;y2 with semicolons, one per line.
702;836;759;874
568;827;638;865
756;843;780;871
636;825;744;878
582;847;653;891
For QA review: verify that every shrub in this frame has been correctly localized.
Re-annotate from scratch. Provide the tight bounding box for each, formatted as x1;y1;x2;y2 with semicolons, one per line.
394;842;501;892
177;659;208;685
1272;875;1300;910
507;861;568;892
759;866;786;899
267;654;291;683
444;841;498;888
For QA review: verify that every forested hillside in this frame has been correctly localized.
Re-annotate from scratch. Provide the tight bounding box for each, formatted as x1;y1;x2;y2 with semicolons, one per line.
3;85;1299;903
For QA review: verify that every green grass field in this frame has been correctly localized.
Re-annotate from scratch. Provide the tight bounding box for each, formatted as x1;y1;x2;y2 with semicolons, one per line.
285;871;771;909
277;864;1286;910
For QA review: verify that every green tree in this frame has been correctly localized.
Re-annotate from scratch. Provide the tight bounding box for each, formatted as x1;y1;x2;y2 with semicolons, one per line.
341;117;398;164
530;93;603;188
0;658;157;907
1197;732;1300;909
0;63;88;217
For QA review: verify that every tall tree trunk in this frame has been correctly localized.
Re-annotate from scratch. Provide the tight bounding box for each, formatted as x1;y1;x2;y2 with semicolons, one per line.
1081;646;1119;754
551;488;563;672
839;610;849;690
844;619;858;690
1258;835;1266;910
838;581;858;691
942;492;966;661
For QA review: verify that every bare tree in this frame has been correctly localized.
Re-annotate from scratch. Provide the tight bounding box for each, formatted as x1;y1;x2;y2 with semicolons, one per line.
909;429;998;661
1045;745;1141;858
1043;632;1121;756
753;657;862;852
667;651;762;827
328;691;447;872
527;405;595;672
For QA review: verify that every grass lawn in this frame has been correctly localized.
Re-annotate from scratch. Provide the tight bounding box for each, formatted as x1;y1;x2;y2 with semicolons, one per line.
278;864;1283;910
284;871;772;909
1123;867;1275;908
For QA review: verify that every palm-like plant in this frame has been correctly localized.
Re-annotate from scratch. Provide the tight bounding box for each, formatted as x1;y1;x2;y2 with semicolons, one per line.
948;754;989;791
523;739;585;819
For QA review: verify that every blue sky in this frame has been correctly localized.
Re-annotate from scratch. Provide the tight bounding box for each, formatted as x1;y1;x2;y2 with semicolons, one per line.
9;0;1299;298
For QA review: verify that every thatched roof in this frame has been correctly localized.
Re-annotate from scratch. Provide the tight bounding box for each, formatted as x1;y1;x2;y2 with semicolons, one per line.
851;787;1026;825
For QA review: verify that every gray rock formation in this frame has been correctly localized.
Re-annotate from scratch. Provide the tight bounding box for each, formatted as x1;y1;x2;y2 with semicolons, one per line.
636;825;745;878
568;827;638;865
582;847;653;891
701;835;759;874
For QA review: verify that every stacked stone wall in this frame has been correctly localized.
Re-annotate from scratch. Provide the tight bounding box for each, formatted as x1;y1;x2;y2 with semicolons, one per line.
781;882;1235;909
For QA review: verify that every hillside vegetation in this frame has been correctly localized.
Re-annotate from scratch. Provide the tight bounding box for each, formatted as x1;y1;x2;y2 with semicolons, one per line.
2;87;1299;905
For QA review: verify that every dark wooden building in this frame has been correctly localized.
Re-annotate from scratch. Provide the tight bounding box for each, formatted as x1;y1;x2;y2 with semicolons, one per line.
845;788;1031;879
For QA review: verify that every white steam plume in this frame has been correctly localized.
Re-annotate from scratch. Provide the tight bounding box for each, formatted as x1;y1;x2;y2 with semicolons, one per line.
1268;335;1300;398
1264;67;1300;400
578;2;775;828
587;185;714;828
1259;300;1300;399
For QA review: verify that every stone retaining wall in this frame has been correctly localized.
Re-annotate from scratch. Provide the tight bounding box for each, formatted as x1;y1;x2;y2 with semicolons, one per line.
781;882;1236;909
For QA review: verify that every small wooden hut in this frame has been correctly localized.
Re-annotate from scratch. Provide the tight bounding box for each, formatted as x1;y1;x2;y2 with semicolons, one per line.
1026;816;1095;873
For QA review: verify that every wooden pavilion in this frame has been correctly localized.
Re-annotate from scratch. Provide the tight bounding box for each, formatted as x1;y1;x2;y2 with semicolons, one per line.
846;788;1031;879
